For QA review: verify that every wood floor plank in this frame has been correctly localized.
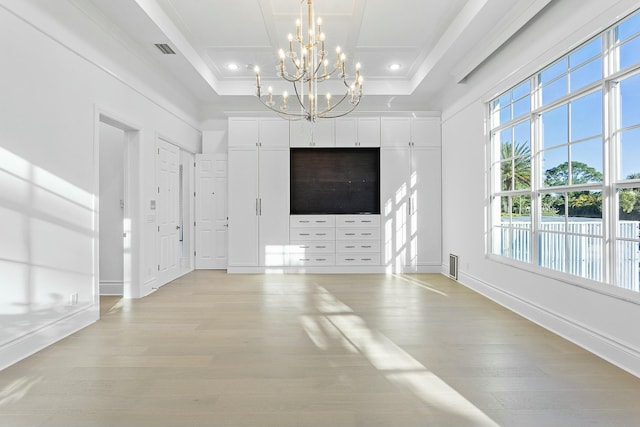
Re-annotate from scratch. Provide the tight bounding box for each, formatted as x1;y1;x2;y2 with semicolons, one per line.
1;271;639;426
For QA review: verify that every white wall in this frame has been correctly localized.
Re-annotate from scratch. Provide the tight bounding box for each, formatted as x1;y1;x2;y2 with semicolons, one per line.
440;0;640;376
201;119;228;154
99;123;125;289
0;1;201;369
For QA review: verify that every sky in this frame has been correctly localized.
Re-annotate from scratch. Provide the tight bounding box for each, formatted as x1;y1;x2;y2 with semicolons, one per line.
496;37;640;186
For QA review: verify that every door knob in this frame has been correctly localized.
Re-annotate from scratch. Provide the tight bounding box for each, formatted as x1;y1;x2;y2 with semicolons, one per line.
176;225;181;230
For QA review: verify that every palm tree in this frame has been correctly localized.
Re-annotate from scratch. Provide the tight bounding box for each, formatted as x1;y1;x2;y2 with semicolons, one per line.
501;141;531;191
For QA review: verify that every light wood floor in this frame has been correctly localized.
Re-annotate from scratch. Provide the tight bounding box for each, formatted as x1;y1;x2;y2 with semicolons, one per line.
1;271;640;427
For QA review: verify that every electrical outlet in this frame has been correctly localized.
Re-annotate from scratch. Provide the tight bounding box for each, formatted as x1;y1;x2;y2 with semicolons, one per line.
69;293;79;305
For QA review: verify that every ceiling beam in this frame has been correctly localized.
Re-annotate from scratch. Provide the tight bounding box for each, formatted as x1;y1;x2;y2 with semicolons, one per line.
133;0;221;93
409;0;489;92
452;0;553;83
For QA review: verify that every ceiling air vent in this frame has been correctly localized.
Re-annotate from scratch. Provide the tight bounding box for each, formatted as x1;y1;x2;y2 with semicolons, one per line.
154;43;175;55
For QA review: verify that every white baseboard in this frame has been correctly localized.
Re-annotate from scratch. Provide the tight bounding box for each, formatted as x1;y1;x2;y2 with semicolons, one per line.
99;281;123;295
451;269;640;378
403;264;443;274
227;266;388;274
141;277;158;297
225;264;444;275
0;306;98;371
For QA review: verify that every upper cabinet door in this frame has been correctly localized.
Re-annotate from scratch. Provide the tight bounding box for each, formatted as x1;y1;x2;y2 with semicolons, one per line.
312;119;335;147
381;117;411;147
290;120;313;147
290;119;335;147
335;118;357;147
357;117;380;147
335;117;380;147
228;118;259;148
259;118;290;147
411;117;441;148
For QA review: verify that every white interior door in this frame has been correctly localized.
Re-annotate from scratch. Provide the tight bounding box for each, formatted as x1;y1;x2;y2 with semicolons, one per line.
212;154;228;268
195;153;228;269
157;139;180;284
179;151;195;273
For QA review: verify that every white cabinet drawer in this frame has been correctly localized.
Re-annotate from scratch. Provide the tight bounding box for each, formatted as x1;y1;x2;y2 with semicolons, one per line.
336;253;380;265
336;215;380;227
336;240;380;253
290;215;335;228
288;242;335;253
288;254;335;266
291;228;335;240
336;228;380;240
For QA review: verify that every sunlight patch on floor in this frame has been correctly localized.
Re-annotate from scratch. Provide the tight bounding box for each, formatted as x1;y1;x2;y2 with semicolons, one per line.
394;274;449;297
0;376;42;406
300;285;499;427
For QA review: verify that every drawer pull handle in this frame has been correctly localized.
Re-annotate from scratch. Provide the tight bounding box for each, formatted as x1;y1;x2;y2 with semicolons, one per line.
317;246;326;249
346;258;355;261
317;258;326;261
300;233;310;236
346;245;355;249
362;233;372;236
362;220;372;223
362;245;372;248
345;220;355;223
300;220;310;223
316;233;326;236
300;258;310;261
362;258;372;261
345;233;356;236
300;246;310;249
316;220;326;223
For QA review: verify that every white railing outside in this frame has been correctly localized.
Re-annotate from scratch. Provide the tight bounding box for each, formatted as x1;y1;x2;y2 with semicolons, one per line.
499;220;640;291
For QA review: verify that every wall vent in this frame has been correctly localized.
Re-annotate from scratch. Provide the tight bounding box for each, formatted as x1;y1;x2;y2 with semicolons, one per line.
449;254;459;280
154;43;176;55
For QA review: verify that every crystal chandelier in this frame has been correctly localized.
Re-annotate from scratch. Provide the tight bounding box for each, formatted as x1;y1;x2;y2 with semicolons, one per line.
254;0;363;122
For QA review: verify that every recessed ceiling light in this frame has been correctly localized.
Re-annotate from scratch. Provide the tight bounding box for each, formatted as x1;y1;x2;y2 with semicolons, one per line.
388;63;401;71
227;63;239;71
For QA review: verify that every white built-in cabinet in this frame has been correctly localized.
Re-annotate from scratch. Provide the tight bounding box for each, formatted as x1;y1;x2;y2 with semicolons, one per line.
224;115;441;273
335;117;380;147
290;119;335;146
380;117;442;272
289;215;381;267
290;117;381;147
227;118;290;268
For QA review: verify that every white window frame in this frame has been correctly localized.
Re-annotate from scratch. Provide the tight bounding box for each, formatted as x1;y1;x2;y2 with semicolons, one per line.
489;10;640;294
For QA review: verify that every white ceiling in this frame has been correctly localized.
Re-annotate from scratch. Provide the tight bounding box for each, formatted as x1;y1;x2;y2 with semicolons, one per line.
85;0;553;116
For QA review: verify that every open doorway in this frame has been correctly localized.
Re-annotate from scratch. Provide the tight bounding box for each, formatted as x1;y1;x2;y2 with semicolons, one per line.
98;122;125;295
96;113;141;299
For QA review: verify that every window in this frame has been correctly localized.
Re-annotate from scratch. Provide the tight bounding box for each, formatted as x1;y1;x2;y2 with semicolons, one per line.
490;81;531;128
490;10;640;292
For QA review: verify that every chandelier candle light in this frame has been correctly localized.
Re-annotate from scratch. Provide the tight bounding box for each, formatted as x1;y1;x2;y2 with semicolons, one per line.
254;0;363;122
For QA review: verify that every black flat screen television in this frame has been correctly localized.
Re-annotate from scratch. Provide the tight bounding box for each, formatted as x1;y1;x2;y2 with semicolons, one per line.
290;147;380;215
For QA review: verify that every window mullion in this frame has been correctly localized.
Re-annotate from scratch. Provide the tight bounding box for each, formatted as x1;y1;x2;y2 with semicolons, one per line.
531;75;542;267
605;28;619;285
